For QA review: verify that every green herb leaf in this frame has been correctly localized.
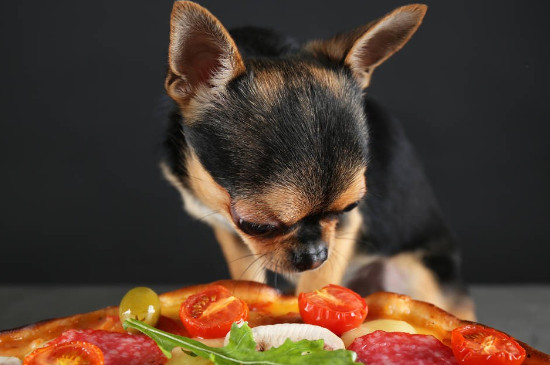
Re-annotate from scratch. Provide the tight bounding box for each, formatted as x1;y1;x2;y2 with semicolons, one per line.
124;319;358;365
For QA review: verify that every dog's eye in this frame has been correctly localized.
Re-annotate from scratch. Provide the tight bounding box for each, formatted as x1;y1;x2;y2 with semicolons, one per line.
343;201;360;212
237;219;278;236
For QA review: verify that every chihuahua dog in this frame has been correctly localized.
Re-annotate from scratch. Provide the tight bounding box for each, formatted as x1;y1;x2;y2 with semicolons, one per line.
161;1;475;320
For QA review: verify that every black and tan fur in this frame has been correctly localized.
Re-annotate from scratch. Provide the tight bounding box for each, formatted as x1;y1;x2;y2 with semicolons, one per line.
161;1;475;320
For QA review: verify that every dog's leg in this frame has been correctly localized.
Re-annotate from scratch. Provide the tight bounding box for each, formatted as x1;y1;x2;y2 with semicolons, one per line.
345;252;476;321
385;253;475;320
213;227;266;283
296;209;362;293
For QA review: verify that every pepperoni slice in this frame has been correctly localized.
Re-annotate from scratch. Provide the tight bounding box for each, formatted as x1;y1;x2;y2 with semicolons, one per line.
348;330;458;365
48;329;166;365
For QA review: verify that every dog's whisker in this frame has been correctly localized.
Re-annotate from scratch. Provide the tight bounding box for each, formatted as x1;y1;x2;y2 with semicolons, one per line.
186;174;207;183
334;234;377;250
238;253;268;282
227;252;260;264
273;261;278;290
327;246;348;273
194;210;223;223
256;253;270;280
268;252;281;282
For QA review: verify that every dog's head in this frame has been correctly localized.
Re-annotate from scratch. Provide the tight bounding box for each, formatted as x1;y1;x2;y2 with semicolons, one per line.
162;2;426;275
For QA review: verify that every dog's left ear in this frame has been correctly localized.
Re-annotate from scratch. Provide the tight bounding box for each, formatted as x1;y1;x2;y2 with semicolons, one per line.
306;4;427;88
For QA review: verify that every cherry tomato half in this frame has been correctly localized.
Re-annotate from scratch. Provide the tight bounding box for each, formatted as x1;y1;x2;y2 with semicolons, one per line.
179;284;249;338
451;324;526;365
23;341;104;365
298;284;367;335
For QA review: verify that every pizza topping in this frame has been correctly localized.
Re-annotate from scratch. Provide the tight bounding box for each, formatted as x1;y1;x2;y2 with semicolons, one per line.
119;286;161;331
451;325;526;365
298;284;367;336
43;329;166;365
223;323;345;351
341;319;417;347
179;285;249;339
0;357;22;365
349;330;458;364
124;318;358;364
156;316;188;337
22;341;104;365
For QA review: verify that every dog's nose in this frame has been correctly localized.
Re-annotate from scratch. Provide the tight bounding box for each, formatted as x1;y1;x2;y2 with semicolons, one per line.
290;241;328;272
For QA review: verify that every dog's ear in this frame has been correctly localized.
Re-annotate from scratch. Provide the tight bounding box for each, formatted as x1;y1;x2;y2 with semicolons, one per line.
306;4;427;88
166;1;245;109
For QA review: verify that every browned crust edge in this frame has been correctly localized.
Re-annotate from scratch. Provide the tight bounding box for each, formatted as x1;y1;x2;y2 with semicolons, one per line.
1;281;548;363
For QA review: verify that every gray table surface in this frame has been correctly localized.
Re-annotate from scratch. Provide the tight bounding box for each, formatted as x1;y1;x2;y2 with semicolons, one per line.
0;284;549;354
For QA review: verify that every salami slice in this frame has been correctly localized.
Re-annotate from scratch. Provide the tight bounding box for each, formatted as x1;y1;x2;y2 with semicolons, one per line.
348;330;458;365
49;329;166;365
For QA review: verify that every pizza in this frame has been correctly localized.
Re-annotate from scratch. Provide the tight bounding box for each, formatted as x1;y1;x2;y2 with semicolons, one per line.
0;280;548;364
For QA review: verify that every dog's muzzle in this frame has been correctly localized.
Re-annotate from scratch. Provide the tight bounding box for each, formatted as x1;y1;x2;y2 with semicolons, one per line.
290;241;328;271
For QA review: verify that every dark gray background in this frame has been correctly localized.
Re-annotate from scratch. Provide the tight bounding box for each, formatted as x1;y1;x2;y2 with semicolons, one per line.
1;1;549;284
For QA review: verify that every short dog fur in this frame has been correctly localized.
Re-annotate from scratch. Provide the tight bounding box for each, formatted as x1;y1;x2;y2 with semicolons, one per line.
161;1;475;320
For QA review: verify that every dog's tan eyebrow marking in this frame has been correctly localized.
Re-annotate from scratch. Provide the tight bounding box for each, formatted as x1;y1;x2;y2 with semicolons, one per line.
329;167;367;212
251;67;286;104
306;65;352;99
232;184;310;227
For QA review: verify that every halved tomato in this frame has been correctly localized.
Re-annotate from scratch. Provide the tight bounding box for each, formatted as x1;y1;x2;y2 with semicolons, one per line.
451;324;526;365
179;285;249;338
23;341;104;365
298;284;367;335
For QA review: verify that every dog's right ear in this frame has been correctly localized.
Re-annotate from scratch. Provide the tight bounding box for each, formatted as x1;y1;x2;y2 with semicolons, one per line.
166;1;245;112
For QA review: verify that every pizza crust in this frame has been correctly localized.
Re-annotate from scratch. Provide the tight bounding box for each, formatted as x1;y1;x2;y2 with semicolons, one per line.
1;280;548;364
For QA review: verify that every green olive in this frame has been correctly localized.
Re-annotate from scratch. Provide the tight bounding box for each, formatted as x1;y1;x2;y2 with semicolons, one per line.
119;286;161;330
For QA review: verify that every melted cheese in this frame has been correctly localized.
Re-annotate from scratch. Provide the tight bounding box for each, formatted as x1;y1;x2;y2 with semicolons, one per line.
341;319;417;347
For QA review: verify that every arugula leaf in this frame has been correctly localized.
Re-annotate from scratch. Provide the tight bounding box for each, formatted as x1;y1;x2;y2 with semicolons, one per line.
124;319;359;365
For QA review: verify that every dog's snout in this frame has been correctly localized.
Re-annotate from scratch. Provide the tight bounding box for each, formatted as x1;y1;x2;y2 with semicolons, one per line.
290;241;328;272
